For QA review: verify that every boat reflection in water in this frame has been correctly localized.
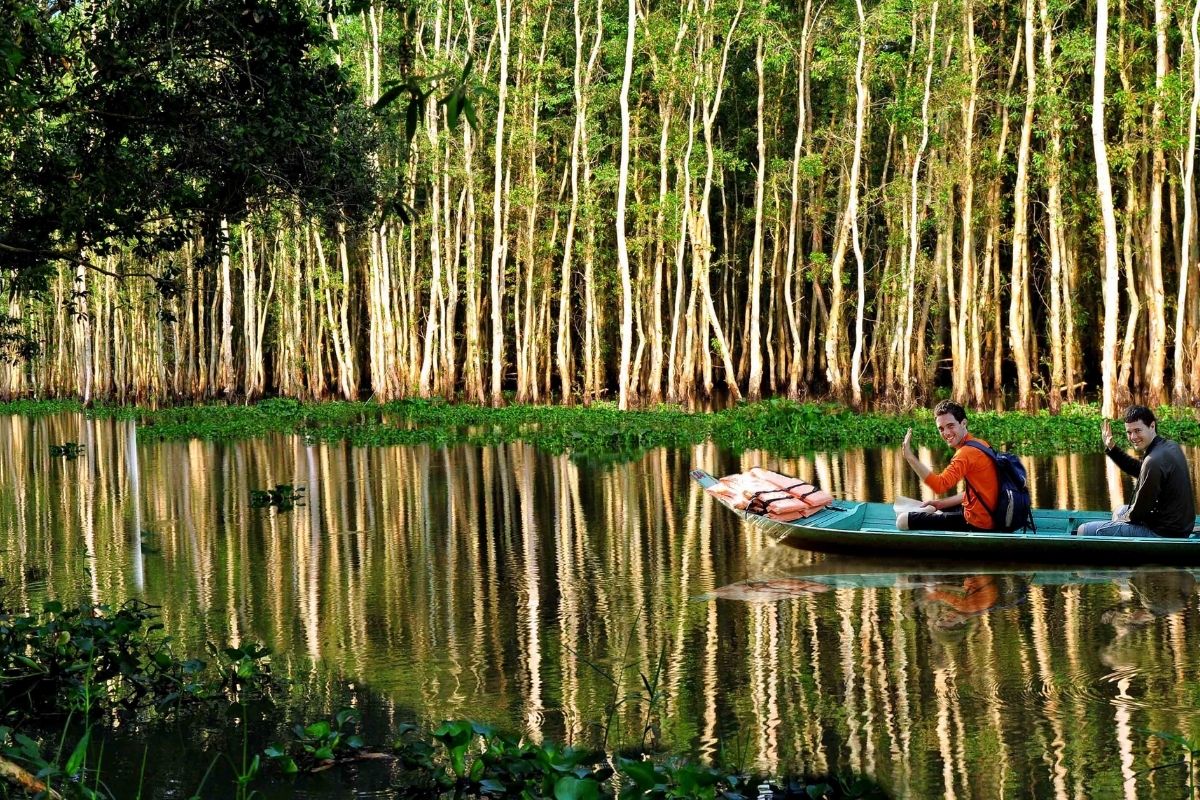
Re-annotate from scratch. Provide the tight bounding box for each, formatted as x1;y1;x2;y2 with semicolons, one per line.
707;546;1200;798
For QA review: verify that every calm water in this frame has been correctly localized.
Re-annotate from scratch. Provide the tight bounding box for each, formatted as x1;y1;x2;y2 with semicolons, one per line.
4;413;1200;799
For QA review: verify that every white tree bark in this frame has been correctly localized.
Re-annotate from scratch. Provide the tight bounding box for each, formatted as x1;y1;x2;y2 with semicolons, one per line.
1094;0;1121;417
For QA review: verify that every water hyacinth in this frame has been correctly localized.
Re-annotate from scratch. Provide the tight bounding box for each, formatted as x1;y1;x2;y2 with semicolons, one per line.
5;398;1197;462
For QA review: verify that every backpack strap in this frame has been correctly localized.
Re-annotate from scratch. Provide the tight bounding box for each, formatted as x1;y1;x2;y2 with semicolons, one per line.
960;439;998;518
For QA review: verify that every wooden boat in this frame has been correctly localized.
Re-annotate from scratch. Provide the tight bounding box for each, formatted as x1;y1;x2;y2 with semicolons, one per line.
691;469;1200;565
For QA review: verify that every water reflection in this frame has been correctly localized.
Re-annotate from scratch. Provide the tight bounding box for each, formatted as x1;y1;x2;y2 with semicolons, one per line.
2;414;1200;798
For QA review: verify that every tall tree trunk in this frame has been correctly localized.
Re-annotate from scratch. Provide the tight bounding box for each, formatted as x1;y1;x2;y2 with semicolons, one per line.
902;0;938;407
74;262;93;405
490;0;512;406
784;0;814;398
616;0;636;409
694;0;744;400
218;218;236;397
1176;0;1200;403
1040;0;1065;410
1147;0;1169;403
747;14;767;401
1009;0;1036;409
825;0;868;399
1094;0;1121;417
957;0;980;404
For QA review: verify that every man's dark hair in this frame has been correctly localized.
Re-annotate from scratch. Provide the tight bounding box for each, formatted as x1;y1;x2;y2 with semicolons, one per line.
933;400;967;422
1123;405;1157;427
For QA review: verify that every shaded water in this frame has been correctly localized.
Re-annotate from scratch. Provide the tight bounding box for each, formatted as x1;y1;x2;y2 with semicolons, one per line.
4;413;1200;798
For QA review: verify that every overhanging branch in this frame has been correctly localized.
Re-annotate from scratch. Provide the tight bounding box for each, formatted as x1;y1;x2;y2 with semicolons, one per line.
0;242;159;281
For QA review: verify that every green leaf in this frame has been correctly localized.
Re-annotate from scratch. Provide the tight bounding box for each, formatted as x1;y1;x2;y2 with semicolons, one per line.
405;100;421;143
334;708;360;728
618;757;659;791
446;90;462;129
304;721;332;739
555;776;601;800
65;730;90;776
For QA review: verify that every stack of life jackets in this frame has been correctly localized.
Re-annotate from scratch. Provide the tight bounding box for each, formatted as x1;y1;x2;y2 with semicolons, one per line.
703;467;834;522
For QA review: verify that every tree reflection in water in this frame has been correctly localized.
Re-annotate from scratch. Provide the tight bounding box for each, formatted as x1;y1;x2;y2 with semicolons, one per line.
1;413;1200;799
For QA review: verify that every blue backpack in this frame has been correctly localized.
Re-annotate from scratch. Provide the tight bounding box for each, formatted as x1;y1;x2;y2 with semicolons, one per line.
962;440;1035;532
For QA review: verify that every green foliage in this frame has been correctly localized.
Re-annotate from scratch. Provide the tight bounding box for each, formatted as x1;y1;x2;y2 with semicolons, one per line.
9;398;1200;463
0;602;887;798
1;0;377;293
0;600;277;728
0;721;104;800
264;707;366;774
387;720;615;796
383;720;889;799
616;755;732;798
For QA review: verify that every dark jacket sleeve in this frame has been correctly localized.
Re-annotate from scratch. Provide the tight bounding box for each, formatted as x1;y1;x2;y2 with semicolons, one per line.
1105;446;1142;478
1126;455;1164;526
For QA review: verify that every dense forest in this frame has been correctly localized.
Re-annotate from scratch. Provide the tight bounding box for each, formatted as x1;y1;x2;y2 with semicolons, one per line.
4;0;1200;414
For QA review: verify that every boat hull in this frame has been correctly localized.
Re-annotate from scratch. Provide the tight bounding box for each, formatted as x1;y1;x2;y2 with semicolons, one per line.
692;469;1200;565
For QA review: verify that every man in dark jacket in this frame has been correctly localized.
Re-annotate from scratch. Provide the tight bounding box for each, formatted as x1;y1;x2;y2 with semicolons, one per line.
1076;406;1197;538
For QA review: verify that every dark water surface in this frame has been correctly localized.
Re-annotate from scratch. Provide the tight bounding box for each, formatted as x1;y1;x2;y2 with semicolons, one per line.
4;413;1200;799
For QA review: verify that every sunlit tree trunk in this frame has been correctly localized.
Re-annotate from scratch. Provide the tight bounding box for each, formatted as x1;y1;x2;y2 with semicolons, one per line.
1008;0;1036;409
1177;0;1200;402
825;0;867;399
419;3;446;399
691;0;743;400
784;0;814;399
1147;0;1168;404
218;218;236;398
902;0;937;408
490;0;512;406
1095;0;1121;418
615;0;636;409
463;13;486;404
954;0;979;404
667;97;698;402
1040;0;1065;410
746;9;766;402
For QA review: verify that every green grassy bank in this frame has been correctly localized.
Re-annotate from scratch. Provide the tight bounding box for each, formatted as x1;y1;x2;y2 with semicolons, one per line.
3;398;1200;460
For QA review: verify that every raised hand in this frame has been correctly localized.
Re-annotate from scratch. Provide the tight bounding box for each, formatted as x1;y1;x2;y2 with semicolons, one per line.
903;427;913;454
1102;419;1115;450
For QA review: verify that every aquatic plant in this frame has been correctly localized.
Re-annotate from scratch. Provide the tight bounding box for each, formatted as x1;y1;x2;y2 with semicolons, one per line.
48;443;85;459
264;707;369;774
248;484;306;512
380;720;886;799
0;601;276;727
0;603;888;798
5;397;1200;461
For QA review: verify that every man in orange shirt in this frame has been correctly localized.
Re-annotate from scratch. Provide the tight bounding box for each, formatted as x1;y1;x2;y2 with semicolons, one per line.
898;400;1001;531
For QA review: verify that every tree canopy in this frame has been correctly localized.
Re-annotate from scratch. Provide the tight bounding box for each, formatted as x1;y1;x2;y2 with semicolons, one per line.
0;0;377;291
